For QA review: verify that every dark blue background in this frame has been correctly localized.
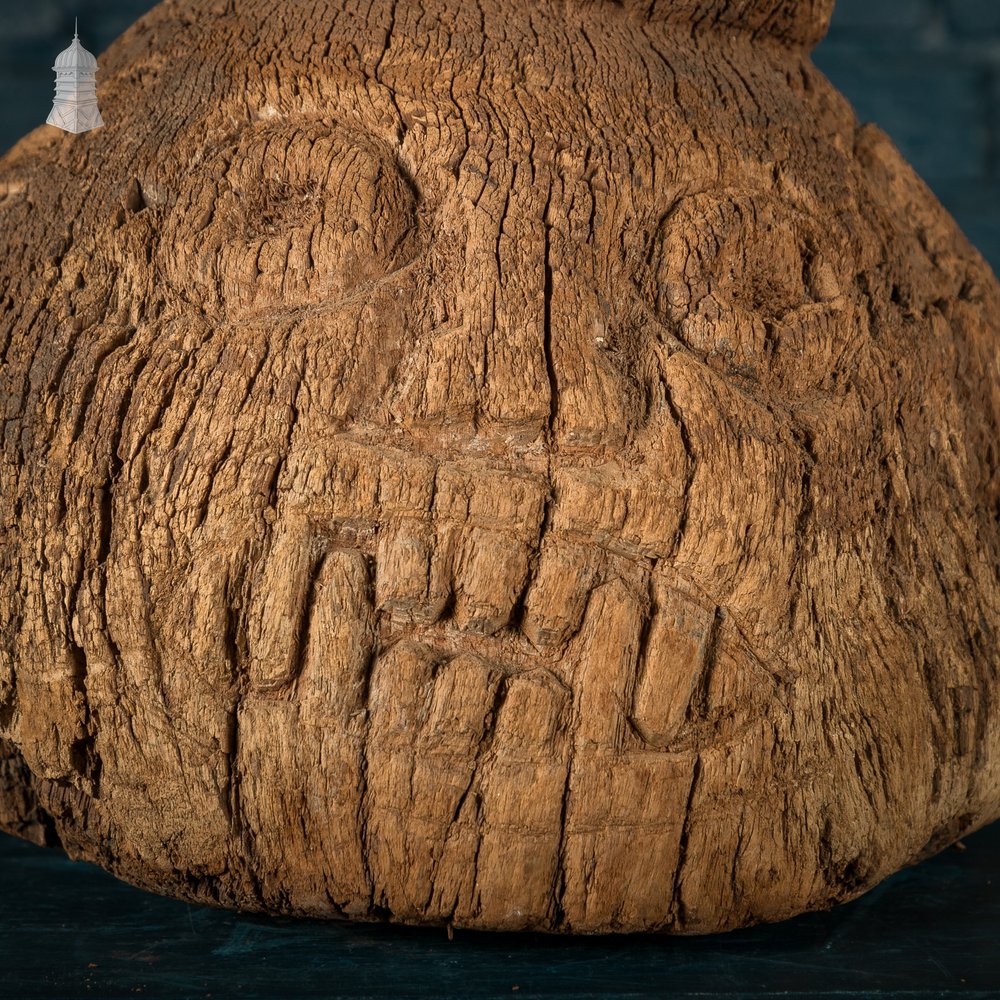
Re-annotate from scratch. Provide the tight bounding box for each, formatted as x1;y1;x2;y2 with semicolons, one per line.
1;2;999;997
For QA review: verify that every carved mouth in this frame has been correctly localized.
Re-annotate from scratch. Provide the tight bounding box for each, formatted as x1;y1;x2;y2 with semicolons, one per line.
215;426;794;928
237;429;791;744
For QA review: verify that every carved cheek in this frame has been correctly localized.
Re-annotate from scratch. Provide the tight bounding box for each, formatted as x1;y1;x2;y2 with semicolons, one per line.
160;120;420;316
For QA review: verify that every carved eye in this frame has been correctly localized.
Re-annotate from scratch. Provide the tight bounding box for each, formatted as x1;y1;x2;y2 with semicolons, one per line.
629;190;845;372
636;193;806;322
161;119;420;315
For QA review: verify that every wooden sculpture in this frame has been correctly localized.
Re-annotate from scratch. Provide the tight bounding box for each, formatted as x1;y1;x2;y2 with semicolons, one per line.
0;0;998;934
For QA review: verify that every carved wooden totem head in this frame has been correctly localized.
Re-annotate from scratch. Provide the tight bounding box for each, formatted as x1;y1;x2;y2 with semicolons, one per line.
1;0;998;933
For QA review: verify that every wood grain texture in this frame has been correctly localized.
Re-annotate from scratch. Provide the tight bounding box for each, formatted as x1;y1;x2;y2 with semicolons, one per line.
0;0;997;935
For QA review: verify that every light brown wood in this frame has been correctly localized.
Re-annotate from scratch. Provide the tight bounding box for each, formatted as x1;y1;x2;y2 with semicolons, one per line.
1;0;998;934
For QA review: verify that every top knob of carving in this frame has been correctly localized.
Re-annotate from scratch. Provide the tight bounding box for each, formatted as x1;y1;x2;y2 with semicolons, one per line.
576;0;836;47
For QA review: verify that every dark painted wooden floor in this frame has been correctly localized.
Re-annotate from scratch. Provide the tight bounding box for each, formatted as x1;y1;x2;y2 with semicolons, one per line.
0;820;998;999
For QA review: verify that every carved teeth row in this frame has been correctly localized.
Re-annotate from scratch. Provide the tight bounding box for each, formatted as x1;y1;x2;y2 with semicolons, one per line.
235;536;775;927
279;434;695;641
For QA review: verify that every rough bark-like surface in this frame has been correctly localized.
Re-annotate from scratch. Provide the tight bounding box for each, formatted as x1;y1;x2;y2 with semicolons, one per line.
0;0;998;934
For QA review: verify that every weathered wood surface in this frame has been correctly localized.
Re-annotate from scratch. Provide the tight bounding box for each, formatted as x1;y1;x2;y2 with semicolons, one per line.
0;0;997;934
